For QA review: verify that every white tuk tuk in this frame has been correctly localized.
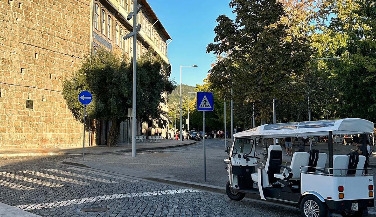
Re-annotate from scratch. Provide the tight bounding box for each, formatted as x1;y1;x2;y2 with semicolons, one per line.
224;118;374;217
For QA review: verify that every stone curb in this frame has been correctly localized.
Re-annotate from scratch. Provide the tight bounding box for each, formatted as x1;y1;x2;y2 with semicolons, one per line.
0;141;198;158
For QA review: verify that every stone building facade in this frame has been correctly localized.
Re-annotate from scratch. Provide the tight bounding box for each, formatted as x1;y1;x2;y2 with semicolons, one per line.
0;0;171;148
92;0;171;145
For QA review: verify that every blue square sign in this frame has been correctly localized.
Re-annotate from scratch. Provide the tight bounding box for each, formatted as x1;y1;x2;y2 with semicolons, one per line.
196;92;214;111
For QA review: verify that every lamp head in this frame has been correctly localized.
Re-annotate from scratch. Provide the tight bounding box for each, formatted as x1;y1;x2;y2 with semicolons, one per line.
192;65;198;67
126;12;133;21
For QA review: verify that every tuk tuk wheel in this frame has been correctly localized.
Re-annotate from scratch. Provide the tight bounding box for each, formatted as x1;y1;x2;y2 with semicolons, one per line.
300;195;327;217
226;181;245;201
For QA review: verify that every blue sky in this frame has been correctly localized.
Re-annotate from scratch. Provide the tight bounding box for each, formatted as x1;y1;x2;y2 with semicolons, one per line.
147;0;233;87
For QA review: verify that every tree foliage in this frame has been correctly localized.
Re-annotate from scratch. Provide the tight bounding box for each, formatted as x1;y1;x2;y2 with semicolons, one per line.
170;0;376;132
207;0;312;127
332;0;376;122
204;0;376;130
63;48;174;146
136;53;175;125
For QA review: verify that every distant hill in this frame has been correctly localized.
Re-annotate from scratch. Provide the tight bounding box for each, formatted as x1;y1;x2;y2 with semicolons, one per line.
168;84;196;105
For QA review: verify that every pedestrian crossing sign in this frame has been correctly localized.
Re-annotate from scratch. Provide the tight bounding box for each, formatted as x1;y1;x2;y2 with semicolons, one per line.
196;92;214;111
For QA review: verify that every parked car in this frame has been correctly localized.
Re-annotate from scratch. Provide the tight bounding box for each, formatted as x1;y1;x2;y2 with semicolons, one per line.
199;131;208;139
189;131;201;141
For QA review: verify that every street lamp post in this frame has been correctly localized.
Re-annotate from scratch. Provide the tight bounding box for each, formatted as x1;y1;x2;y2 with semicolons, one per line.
131;0;137;157
252;102;255;128
174;112;177;135
273;98;276;124
187;92;196;132
179;65;197;141
122;0;141;157
308;95;311;121
290;81;311;121
230;88;233;140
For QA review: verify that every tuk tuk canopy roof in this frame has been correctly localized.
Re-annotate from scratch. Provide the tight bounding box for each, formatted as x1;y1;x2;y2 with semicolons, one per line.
234;118;374;139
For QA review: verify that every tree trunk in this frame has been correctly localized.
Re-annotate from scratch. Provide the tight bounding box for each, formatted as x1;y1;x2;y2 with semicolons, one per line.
107;119;120;147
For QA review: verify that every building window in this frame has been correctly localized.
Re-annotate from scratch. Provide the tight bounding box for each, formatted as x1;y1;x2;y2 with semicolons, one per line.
129;0;133;13
115;23;119;46
151;30;154;42
101;9;106;35
137;43;141;58
123;30;129;52
120;28;123;49
93;4;99;30
162;43;166;55
125;0;130;12
26;100;33;109
107;15;112;39
148;23;151;38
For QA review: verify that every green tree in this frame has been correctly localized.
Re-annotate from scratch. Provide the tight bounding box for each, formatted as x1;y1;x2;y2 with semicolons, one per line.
63;48;174;146
207;0;312;127
136;53;175;127
167;84;196;131
63;49;130;146
333;1;376;121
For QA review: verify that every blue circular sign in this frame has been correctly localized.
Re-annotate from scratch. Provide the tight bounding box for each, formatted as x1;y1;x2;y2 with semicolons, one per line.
78;90;92;105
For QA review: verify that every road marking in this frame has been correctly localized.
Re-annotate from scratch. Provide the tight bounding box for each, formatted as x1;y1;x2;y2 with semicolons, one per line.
67;167;139;182
0;179;34;190
23;170;88;186
0;167;138;192
44;169;117;184
0;171;63;188
17;188;200;211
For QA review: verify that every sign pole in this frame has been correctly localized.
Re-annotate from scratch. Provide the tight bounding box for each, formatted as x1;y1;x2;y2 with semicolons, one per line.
196;92;213;183
224;100;226;149
78;90;92;161
203;111;206;182
82;106;87;161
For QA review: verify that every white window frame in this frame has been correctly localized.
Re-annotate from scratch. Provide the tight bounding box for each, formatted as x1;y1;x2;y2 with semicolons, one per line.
120;28;123;49
101;9;106;35
107;15;112;39
125;0;129;12
124;30;130;52
115;23;120;46
94;4;99;30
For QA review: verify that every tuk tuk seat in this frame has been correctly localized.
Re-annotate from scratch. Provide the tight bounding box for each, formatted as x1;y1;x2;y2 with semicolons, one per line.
332;155;349;176
274;152;310;180
355;155;366;176
316;153;327;170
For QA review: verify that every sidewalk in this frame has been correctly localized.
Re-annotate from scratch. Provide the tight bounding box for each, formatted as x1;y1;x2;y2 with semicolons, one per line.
0;139;197;158
0;139;375;166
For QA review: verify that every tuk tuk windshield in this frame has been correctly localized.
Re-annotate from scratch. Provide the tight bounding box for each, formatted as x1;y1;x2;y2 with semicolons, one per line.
233;138;254;154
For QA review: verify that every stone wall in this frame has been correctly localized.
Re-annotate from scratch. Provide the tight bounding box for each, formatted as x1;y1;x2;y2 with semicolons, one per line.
0;0;92;148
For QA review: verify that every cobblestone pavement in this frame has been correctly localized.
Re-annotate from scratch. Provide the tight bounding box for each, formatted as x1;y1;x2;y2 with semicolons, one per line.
0;139;376;216
0;153;302;217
